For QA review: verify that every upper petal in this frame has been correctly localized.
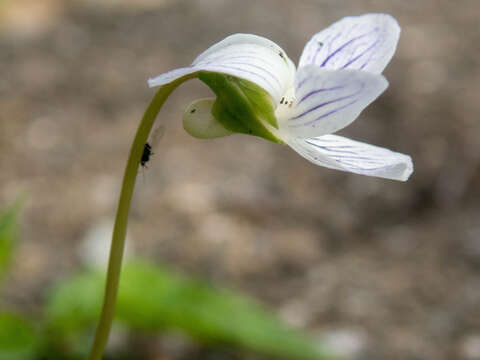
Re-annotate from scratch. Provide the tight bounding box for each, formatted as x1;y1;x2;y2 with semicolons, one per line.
278;65;388;139
148;34;296;103
287;134;413;181
298;14;400;74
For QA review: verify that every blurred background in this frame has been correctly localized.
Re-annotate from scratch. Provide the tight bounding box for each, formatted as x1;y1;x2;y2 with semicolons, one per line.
1;0;480;359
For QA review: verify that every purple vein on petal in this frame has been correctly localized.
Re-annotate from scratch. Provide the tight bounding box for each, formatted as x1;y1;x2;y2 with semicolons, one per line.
203;64;278;95
196;50;274;66
319;155;380;163
320;29;379;67
305;140;366;155
304;141;390;168
305;146;361;156
341;39;380;69
290;82;364;121
296;75;310;90
359;48;378;70
306;137;338;143
297;85;346;105
311;31;342;65
196;53;284;89
288;98;359;128
307;149;384;163
199;54;271;65
223;61;283;88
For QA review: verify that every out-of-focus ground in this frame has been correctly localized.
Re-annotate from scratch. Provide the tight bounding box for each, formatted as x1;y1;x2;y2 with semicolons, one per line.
1;0;480;359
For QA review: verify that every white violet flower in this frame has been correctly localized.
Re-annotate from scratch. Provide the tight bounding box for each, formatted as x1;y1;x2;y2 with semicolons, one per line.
148;13;413;181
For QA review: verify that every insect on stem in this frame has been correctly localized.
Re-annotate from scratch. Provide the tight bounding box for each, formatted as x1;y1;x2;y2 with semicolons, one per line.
140;125;165;169
140;143;153;168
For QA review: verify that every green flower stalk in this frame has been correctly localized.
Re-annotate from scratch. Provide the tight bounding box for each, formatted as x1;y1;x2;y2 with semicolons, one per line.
88;13;412;360
86;78;188;360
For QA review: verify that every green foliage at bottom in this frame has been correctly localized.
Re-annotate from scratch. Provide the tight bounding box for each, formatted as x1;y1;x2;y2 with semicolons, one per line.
0;200;21;281
46;261;327;360
0;312;36;360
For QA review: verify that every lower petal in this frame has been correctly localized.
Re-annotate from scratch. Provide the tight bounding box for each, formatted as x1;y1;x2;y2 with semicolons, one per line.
287;134;413;181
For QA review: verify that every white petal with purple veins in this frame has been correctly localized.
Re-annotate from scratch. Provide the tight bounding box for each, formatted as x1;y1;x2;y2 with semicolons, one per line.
298;14;400;74
287;134;413;181
279;66;388;139
149;34;296;103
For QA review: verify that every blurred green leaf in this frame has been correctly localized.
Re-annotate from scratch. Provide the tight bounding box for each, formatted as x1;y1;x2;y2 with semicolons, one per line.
45;269;104;333
46;260;328;360
0;201;21;281
0;312;36;360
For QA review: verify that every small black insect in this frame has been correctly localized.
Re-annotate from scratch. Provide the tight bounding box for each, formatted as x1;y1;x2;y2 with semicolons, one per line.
141;142;153;168
140;126;164;170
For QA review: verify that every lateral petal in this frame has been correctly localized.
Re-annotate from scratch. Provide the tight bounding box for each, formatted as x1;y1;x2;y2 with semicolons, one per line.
279;66;388;139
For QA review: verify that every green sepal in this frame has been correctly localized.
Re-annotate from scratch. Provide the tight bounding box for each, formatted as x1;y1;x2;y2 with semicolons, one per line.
234;77;278;129
198;72;282;144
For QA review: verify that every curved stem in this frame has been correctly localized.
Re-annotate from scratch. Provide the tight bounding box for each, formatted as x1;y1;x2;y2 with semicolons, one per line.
87;79;187;360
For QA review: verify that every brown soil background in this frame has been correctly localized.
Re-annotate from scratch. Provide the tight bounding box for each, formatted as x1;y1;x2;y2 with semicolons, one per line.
1;1;480;359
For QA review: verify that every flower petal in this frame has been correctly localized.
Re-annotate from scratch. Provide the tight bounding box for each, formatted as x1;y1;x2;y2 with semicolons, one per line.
287;134;413;181
148;34;296;103
298;14;400;74
279;66;388;139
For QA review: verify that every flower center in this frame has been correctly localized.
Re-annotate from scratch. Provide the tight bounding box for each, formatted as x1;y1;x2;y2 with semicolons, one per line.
274;87;296;124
